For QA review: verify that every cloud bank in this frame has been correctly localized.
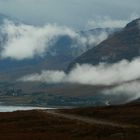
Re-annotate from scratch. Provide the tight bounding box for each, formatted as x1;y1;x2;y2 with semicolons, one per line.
19;57;140;86
0;20;109;60
103;81;140;102
19;57;140;102
0;15;138;60
0;20;77;60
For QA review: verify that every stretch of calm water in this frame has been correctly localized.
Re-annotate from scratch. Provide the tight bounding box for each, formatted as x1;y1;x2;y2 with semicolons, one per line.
0;105;55;112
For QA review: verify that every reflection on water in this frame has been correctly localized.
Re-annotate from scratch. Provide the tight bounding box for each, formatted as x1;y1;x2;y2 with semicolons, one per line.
0;106;54;112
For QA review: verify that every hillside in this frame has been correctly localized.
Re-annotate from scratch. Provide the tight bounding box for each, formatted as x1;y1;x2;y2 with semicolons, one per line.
0;14;117;80
68;18;140;70
0;103;139;140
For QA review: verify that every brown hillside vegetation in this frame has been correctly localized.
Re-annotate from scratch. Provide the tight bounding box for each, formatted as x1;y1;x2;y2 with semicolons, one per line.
61;103;140;125
0;103;139;140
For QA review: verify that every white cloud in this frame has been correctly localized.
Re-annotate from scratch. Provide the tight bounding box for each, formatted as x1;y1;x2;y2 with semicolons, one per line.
20;70;66;84
0;20;78;60
19;57;140;86
85;32;108;46
0;20;110;60
103;81;140;102
19;58;140;102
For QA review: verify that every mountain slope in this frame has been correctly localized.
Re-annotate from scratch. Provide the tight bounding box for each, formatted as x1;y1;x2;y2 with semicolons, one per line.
0;14;118;80
68;18;140;70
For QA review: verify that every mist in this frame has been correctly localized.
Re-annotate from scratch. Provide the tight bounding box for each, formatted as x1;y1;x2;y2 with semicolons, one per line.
103;81;140;102
1;16;140;103
0;15;137;60
19;57;140;102
0;20;109;60
19;57;140;85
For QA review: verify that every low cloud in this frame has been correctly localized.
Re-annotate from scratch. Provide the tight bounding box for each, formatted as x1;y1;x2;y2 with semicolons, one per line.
0;20;78;60
1;15;137;60
103;81;140;102
19;57;140;85
20;70;66;84
19;58;140;102
0;20;109;60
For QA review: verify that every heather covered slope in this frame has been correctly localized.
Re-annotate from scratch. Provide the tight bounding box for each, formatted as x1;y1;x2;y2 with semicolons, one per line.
0;103;139;140
61;102;140;126
68;18;140;70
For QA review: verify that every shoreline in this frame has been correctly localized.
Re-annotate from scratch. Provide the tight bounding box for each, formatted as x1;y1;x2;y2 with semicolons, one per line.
0;105;57;112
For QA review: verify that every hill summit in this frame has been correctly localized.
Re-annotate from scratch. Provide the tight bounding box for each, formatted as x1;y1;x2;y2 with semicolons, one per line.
68;18;140;70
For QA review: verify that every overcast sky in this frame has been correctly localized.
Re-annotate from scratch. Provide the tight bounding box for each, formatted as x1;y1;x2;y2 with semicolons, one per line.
0;0;140;29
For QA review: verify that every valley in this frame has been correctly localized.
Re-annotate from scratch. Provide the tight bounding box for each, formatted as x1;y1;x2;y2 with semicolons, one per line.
0;5;140;140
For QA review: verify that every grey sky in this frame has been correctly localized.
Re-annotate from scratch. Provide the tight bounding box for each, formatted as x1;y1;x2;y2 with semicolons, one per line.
0;0;140;29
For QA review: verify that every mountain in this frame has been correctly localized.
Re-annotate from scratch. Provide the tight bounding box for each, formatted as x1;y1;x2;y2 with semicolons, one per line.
0;14;118;80
68;18;140;70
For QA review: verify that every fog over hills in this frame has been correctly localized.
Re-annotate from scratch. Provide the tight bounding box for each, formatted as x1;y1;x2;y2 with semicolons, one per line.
0;14;117;80
0;2;140;140
68;18;140;69
19;18;140;104
21;18;140;86
0;14;140;106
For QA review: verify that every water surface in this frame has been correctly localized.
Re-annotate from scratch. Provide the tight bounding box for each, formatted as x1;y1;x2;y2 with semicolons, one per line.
0;105;54;112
